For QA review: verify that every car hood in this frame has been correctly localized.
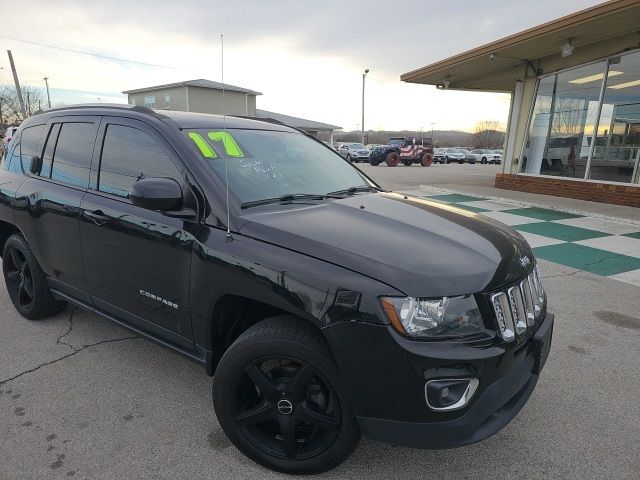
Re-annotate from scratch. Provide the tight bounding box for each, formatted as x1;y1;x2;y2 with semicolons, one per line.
238;192;533;297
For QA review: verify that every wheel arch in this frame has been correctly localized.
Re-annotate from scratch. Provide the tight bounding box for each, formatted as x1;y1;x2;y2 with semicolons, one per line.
0;220;21;258
207;293;327;374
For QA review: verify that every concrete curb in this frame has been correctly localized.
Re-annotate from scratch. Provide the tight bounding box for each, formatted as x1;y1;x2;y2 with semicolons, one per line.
404;185;640;227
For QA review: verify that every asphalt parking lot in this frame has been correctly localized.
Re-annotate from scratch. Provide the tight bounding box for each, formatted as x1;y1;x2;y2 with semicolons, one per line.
2;165;640;479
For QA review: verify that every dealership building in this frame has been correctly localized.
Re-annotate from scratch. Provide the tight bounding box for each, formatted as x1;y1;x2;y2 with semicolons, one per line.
402;0;640;207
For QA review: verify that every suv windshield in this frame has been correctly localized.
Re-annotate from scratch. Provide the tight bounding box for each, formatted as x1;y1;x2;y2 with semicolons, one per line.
388;138;404;146
185;129;374;205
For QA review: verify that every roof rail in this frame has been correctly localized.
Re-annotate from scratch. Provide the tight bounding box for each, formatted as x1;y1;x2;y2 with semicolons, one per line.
32;103;155;116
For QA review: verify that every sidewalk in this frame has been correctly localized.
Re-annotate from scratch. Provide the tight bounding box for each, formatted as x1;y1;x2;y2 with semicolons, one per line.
415;183;640;224
400;186;640;288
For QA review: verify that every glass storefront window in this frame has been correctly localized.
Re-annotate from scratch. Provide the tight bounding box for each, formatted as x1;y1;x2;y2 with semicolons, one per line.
520;61;607;178
589;51;640;183
520;49;640;184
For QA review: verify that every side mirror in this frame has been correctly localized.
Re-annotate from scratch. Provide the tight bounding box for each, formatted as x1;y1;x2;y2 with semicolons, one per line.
129;177;183;212
30;156;42;174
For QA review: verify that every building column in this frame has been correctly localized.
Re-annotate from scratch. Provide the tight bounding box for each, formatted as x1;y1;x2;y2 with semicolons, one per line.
329;130;334;146
503;80;523;174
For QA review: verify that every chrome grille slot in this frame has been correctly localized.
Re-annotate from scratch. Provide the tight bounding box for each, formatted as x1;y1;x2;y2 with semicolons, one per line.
491;292;515;342
507;285;527;335
520;277;536;326
490;267;546;342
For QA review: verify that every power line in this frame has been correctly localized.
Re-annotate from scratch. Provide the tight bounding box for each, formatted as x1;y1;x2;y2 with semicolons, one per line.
0;34;193;71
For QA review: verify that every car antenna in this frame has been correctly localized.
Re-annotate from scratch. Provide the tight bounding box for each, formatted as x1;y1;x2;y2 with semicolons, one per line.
221;34;232;240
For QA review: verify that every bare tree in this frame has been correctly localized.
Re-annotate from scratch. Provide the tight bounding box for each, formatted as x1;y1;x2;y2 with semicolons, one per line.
473;120;505;149
0;85;44;124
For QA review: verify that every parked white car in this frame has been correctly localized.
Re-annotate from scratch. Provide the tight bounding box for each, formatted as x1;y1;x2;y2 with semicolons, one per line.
468;149;501;164
337;143;371;163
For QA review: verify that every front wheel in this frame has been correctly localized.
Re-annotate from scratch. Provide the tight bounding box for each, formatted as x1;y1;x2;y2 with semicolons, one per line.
385;152;399;167
481;157;487;164
346;154;352;162
213;316;361;474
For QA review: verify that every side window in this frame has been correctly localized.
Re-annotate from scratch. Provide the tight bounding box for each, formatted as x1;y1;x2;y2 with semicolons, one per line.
20;125;46;172
41;124;61;178
144;96;156;108
50;123;96;188
98;124;182;198
4;134;22;173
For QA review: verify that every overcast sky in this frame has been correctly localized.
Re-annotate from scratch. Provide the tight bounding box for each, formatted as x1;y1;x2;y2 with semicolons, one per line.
1;0;601;131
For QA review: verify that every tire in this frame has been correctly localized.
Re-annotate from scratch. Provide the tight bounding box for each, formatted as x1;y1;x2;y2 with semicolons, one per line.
385;152;399;167
213;316;361;474
401;160;413;167
481;157;487;164
346;154;352;162
368;158;381;166
421;153;433;167
445;157;450;164
458;160;464;164
2;234;66;320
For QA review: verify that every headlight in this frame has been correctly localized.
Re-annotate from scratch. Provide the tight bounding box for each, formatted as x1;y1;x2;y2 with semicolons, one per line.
381;295;484;338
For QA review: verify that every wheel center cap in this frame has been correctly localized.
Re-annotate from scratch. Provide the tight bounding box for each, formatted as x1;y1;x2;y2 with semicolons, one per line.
277;399;294;415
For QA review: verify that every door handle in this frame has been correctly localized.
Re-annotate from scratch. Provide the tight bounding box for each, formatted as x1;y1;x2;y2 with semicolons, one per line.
84;209;110;225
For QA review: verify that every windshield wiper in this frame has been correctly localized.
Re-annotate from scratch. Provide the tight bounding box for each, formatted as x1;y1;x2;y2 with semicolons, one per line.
241;193;336;210
326;185;382;197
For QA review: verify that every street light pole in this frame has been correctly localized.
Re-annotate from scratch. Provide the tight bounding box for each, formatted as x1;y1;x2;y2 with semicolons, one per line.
43;76;51;108
361;69;369;144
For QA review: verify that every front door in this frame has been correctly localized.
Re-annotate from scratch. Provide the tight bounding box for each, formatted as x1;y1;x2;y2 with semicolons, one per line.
80;116;198;347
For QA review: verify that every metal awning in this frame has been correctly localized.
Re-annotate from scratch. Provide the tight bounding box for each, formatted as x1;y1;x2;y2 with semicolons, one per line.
401;0;640;92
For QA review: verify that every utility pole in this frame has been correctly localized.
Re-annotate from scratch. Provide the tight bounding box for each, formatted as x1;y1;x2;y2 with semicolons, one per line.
361;69;369;144
26;90;31;117
43;76;51;108
7;50;26;119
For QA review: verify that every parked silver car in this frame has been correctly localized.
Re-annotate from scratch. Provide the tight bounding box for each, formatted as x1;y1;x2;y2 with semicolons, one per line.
337;143;371;163
443;148;467;164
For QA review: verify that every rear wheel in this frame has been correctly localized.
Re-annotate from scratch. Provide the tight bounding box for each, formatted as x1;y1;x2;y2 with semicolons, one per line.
346;154;352;162
481;157;487;164
2;234;66;320
213;316;361;474
421;153;433;167
385;152;399;167
368;158;381;166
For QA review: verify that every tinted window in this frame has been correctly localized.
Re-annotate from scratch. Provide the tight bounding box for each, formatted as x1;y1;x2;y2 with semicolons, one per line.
4;133;22;173
51;123;96;187
20;125;45;171
99;124;182;198
41;124;61;178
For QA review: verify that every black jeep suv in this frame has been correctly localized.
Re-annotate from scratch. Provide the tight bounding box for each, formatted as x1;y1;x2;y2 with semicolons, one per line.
0;105;553;474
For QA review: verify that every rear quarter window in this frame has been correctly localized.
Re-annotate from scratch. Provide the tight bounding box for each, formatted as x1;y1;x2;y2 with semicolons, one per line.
20;124;46;172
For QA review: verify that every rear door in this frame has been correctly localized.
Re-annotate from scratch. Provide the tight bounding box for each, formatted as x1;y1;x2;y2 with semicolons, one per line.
80;116;197;347
14;117;99;302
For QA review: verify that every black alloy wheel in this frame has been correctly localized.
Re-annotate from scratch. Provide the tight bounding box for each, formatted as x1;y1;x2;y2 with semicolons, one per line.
2;234;66;319
234;356;340;461
213;316;361;474
4;247;34;311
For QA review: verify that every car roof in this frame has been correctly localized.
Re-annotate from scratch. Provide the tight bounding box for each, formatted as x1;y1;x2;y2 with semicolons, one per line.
23;104;298;133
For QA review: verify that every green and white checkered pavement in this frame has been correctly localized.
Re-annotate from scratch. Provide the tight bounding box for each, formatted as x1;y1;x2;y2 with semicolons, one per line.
404;190;640;288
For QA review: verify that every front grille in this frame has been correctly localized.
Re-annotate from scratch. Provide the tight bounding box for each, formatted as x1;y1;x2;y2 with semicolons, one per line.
490;266;546;342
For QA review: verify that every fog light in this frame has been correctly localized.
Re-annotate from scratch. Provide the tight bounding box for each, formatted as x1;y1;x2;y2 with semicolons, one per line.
425;378;479;412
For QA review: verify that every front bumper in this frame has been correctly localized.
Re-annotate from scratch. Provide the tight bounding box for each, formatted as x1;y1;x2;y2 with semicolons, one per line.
324;312;554;449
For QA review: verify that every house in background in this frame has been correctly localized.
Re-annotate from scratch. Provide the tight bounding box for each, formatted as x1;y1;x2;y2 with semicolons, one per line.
122;79;341;141
123;79;261;116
